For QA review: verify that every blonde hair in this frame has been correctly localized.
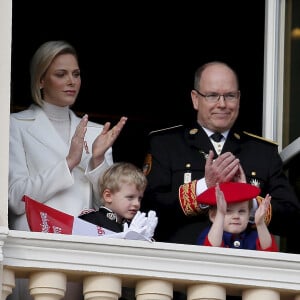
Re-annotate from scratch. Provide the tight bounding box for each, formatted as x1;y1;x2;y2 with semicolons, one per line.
99;162;148;203
30;40;78;106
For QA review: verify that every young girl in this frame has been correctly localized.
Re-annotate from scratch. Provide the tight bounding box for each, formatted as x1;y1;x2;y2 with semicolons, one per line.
197;182;278;252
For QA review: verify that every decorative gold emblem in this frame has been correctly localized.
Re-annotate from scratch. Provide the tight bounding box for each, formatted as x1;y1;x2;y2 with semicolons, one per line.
189;128;198;135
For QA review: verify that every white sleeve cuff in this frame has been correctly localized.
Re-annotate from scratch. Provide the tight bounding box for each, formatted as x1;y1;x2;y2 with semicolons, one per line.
196;178;208;196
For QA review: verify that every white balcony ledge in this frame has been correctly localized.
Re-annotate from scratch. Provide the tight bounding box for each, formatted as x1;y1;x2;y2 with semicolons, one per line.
1;227;300;299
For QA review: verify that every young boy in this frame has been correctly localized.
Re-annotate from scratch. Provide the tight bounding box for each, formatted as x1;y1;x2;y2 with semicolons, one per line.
197;182;278;251
79;162;157;240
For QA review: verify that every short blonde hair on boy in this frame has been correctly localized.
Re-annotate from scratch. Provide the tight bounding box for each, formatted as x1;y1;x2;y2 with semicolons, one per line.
99;162;147;202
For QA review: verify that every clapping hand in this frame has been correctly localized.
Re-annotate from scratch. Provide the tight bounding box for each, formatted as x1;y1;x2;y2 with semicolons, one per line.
215;183;227;216
66;115;128;171
123;211;148;235
255;194;271;226
91;116;128;168
205;150;240;188
67;114;88;170
143;210;158;241
123;210;158;241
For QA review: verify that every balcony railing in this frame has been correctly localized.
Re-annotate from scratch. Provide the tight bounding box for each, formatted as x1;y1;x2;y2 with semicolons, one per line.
1;227;300;300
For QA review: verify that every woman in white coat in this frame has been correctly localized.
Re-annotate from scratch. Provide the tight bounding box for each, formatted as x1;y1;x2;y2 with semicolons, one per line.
8;40;127;300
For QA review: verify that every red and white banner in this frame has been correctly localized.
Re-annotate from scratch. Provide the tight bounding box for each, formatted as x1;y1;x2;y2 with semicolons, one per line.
23;195;147;240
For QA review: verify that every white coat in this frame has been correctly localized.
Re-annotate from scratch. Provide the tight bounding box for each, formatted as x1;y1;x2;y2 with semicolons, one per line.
9;104;113;231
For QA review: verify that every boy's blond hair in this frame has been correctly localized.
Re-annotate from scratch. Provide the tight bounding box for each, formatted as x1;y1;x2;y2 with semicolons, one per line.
99;162;147;203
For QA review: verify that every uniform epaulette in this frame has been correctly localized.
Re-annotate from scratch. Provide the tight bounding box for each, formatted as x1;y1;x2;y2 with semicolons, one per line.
243;131;278;145
149;125;183;135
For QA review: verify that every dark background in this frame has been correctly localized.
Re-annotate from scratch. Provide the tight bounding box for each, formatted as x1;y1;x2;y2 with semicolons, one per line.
11;1;265;167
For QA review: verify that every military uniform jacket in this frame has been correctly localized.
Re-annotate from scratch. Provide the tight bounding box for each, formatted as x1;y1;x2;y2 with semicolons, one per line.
141;123;300;244
78;207;124;232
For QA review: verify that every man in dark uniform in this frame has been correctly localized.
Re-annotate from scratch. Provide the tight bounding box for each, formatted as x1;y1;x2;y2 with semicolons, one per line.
141;61;300;246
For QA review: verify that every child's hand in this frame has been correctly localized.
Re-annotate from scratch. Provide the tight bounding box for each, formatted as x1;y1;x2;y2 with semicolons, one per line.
215;183;227;215
143;210;158;240
123;211;147;234
123;210;158;241
255;194;271;226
